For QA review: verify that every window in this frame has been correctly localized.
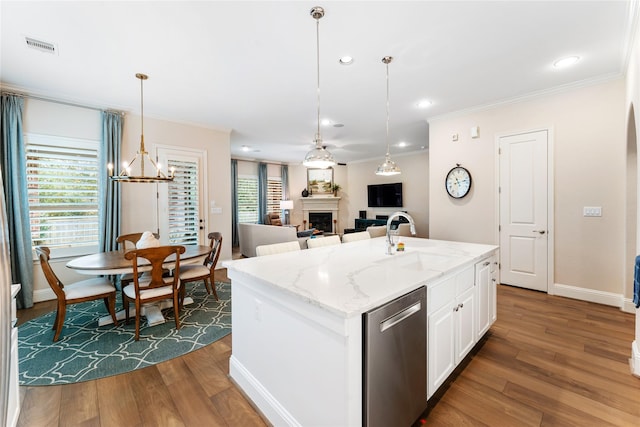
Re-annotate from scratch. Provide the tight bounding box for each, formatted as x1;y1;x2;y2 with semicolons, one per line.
267;177;282;214
237;175;258;223
26;134;99;256
167;158;199;245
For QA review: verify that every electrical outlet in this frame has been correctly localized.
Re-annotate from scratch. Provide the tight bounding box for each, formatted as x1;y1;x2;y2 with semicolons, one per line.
583;206;602;217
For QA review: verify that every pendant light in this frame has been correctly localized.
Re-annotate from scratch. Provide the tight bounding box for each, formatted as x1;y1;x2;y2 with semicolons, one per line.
302;6;336;169
375;56;401;176
109;73;174;183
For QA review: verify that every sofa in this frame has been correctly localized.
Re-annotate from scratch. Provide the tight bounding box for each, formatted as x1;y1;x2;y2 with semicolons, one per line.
238;223;312;257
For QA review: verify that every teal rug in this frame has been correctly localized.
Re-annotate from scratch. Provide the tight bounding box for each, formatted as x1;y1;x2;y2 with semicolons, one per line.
18;282;231;385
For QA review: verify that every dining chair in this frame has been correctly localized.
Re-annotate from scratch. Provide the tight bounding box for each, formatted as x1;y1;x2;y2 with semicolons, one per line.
255;240;301;257
122;245;185;340
306;235;341;249
178;232;223;301
341;231;371;243
116;232;159;289
366;225;387;238
35;246;118;342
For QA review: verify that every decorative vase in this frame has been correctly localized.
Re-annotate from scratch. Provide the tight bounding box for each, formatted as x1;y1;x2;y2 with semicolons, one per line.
302;188;309;197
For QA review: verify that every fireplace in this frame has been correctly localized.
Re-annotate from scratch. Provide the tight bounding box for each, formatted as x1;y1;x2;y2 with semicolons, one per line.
300;196;340;234
309;212;332;233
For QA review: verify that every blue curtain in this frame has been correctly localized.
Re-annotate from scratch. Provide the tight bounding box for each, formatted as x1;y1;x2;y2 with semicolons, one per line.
281;164;289;200
258;162;267;223
231;159;239;247
98;111;122;252
0;95;33;309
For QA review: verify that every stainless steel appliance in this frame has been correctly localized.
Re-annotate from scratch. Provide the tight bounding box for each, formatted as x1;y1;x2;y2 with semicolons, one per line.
363;286;427;427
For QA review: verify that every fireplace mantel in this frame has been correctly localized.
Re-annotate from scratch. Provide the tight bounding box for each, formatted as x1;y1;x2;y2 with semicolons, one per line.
300;197;340;233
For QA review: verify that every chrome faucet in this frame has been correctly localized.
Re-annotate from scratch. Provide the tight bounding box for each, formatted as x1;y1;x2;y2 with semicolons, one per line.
386;212;416;255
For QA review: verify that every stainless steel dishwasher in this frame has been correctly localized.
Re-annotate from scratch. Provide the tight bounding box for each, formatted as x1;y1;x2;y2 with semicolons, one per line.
363;286;427;427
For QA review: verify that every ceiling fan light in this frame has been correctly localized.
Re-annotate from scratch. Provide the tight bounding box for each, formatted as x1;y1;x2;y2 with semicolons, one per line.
375;156;401;176
303;145;336;169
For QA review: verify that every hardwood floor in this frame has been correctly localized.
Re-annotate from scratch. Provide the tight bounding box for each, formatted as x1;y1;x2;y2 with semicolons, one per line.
16;278;639;426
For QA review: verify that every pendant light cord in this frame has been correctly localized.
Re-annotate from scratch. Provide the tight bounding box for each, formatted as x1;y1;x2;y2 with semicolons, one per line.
385;59;390;157
316;16;321;145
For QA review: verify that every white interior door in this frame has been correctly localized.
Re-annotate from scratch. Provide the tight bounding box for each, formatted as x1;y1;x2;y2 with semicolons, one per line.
157;147;207;245
499;130;549;292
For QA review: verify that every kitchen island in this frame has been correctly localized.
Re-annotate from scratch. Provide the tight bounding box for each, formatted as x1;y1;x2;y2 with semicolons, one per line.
223;237;498;426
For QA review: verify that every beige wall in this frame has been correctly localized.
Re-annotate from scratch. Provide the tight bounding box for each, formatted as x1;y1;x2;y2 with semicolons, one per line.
23;101;231;301
121;114;232;261
429;79;626;297
346;152;429;237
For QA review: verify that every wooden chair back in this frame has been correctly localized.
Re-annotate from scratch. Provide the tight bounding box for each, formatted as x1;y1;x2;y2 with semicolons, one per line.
124;245;185;292
117;232;160;252
35;246;65;300
204;232;223;271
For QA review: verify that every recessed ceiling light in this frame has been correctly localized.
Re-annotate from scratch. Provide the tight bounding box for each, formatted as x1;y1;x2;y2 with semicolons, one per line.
397;141;408;148
339;56;353;65
321;118;332;126
417;99;432;109
241;145;251;152
553;56;580;69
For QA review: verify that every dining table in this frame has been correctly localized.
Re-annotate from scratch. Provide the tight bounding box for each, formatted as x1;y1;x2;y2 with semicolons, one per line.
67;245;212;326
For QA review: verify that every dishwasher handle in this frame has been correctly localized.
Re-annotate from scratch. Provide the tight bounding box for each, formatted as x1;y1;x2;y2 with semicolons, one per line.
380;301;422;332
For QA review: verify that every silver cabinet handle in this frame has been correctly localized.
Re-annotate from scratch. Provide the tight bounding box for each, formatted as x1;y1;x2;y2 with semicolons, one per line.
532;230;546;235
380;301;421;332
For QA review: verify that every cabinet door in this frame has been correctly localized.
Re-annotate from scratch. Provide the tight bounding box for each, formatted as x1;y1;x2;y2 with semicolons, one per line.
475;259;492;339
456;287;476;363
490;257;498;323
428;302;456;398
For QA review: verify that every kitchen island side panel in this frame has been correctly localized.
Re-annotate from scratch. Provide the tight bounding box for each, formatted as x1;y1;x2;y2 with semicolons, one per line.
229;271;363;427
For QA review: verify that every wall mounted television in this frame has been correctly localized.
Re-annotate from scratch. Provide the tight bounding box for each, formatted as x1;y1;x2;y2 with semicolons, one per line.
367;182;403;208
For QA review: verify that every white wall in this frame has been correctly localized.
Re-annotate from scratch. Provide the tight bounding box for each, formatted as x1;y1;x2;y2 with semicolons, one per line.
429;79;626;297
23;101;231;301
624;4;640;376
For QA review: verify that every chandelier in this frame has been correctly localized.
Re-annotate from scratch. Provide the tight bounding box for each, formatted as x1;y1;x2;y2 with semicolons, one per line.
109;73;174;183
302;6;336;169
375;56;401;176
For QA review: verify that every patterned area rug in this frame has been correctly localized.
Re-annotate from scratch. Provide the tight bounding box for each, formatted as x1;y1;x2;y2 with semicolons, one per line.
18;282;231;385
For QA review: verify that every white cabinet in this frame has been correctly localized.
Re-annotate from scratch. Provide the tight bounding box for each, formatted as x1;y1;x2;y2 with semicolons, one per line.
475;255;498;340
427;254;498;399
427;266;476;398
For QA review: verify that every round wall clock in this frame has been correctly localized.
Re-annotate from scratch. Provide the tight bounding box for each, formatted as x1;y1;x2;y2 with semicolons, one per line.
445;165;472;199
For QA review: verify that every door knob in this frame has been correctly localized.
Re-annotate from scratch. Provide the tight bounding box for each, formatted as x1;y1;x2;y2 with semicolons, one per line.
532;230;546;235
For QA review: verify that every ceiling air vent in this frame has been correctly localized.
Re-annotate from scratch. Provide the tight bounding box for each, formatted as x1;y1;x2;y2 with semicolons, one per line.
25;37;57;54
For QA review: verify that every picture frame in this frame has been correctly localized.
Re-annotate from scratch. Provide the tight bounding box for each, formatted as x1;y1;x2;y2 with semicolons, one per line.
307;168;334;195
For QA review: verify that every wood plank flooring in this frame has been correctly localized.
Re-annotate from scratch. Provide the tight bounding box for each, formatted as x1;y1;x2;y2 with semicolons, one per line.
16;277;639;426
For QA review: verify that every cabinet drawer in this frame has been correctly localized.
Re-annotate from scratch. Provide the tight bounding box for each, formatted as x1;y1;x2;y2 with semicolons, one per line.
455;266;474;294
428;275;456;313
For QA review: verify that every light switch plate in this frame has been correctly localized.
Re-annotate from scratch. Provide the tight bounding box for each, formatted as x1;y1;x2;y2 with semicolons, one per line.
583;206;602;217
471;126;480;138
452;133;459;142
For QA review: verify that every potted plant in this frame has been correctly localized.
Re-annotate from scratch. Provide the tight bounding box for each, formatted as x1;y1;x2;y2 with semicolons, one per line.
331;183;341;196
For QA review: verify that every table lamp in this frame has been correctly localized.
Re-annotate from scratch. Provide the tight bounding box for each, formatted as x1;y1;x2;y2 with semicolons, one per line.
280;200;294;225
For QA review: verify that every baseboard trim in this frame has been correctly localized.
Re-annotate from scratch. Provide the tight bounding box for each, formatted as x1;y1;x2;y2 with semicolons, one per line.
33;288;55;303
632;340;640;377
552;283;622;308
229;355;301;427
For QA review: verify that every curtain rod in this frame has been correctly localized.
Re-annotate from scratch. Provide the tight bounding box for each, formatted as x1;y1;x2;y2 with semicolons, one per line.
0;90;124;115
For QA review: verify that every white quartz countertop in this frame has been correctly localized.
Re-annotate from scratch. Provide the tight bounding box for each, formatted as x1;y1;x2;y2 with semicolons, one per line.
223;237;498;318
